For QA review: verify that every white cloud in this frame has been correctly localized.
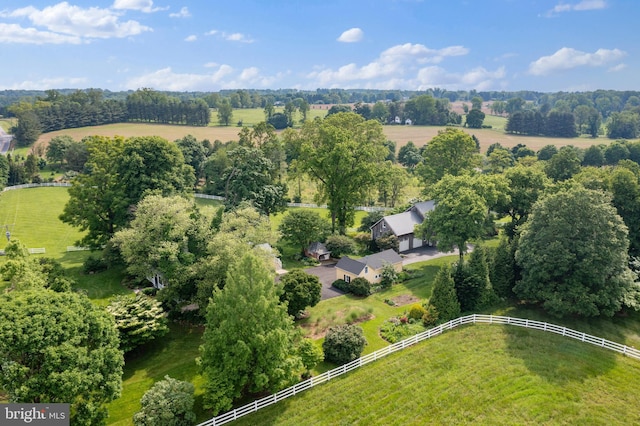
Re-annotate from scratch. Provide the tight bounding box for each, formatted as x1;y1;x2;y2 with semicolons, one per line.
546;0;607;16
224;32;254;43
205;30;254;43
337;28;363;43
306;42;469;86
529;47;626;75
1;2;152;40
0;76;88;90
203;62;218;68
0;23;84;44
608;63;626;72
169;7;190;18
414;66;506;91
125;65;286;91
112;0;167;13
184;34;196;42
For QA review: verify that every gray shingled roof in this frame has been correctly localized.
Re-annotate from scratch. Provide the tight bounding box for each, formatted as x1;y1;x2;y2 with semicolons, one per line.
413;200;436;218
336;249;402;275
335;256;366;275
381;210;423;237
360;249;403;269
371;200;435;237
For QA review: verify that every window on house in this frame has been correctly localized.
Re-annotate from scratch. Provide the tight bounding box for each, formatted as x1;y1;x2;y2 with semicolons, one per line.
382;222;386;229
365;266;368;274
344;275;351;283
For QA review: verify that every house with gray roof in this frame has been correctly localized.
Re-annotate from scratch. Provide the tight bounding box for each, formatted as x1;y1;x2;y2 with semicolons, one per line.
370;200;435;252
335;249;403;284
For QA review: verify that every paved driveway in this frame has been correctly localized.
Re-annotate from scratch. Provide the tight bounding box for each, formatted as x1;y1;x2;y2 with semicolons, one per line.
304;263;345;300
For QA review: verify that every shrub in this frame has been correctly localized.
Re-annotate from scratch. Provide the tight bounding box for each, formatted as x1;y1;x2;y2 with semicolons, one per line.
379;317;426;343
325;234;356;257
331;279;349;292
133;376;196;426
83;255;108;274
375;232;399;252
422;305;439;326
349;277;371;297
322;324;367;365
408;303;427;320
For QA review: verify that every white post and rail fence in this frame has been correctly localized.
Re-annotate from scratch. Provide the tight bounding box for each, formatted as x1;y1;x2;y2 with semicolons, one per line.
1;184;390;212
197;314;640;426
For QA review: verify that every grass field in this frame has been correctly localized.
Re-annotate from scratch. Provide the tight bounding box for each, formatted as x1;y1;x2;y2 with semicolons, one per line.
33;110;622;156
231;323;640;425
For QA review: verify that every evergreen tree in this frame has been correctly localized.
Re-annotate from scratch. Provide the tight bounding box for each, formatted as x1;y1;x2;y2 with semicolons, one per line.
428;264;461;322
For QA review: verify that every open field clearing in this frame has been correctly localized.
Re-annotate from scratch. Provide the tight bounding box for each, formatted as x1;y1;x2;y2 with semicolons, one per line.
232;324;640;425
34;114;618;155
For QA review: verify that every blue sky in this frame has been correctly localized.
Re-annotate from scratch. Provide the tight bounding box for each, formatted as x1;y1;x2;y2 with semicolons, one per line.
0;0;637;93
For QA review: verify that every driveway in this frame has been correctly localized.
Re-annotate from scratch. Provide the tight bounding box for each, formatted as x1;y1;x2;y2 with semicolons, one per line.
0;127;12;154
304;262;345;300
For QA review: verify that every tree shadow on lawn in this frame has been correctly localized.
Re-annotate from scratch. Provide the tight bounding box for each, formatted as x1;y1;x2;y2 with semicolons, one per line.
501;311;622;385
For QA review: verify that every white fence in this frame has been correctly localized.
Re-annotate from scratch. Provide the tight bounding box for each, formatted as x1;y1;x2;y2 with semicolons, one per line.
197;314;640;426
2;182;71;191
193;193;390;211
4;186;389;212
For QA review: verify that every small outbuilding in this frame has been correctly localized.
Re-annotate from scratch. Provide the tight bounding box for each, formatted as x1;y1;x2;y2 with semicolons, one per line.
305;241;331;261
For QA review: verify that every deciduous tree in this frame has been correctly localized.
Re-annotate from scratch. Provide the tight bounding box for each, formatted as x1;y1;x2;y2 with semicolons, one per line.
200;252;302;415
278;209;330;254
279;270;322;317
0;289;123;425
416;128;480;185
293;112;388;233
107;293;169;353
514;186;638;317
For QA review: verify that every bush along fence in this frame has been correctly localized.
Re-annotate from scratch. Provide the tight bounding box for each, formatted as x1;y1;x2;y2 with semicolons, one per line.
1;184;390;212
197;314;640;426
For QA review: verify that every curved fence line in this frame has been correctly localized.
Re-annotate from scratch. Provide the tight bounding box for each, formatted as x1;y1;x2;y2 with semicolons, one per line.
197;314;640;426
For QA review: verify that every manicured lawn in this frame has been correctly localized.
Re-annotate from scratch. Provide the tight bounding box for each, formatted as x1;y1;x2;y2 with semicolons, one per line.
106;323;206;425
0;187;85;256
232;324;640;425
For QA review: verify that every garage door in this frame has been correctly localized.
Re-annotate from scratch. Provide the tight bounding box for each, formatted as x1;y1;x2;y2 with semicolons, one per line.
412;237;423;249
399;238;410;252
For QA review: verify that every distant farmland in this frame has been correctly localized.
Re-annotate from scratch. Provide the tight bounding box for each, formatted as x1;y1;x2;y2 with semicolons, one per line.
34;111;615;154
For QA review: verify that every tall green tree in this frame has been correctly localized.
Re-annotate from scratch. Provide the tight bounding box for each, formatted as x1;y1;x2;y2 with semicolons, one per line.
12;110;41;147
46;135;74;166
465;109;485;128
0;289;123;425
60;136;128;248
428;264;461;322
200;252;302;415
545;145;582;182
494;165;549;237
279;270;322;318
278;209;330;254
514;186;639;317
293;112;388;233
216;99;233;126
417;174;489;260
416;128;480;185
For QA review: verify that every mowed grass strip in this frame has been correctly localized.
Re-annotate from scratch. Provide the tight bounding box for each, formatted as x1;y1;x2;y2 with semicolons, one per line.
231;325;640;426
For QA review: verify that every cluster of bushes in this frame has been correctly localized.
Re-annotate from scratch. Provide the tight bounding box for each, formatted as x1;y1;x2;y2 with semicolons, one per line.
378;303;439;343
331;277;371;297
